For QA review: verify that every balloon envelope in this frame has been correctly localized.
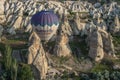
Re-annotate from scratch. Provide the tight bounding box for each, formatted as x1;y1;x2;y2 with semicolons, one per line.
31;10;59;41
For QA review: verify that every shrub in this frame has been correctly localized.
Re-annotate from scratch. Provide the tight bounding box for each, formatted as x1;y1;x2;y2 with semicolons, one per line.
17;63;34;80
113;35;120;47
91;63;111;73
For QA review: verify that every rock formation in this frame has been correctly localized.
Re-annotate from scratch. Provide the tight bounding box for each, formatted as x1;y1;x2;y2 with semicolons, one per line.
0;0;6;24
88;27;104;61
53;33;72;57
88;26;116;61
112;15;120;33
100;30;116;57
0;0;5;15
28;32;48;80
60;15;73;36
0;0;119;64
0;0;119;35
0;0;120;80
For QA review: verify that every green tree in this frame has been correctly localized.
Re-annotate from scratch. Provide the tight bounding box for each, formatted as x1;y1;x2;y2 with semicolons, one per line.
3;45;12;71
1;45;18;80
1;45;34;80
11;58;18;80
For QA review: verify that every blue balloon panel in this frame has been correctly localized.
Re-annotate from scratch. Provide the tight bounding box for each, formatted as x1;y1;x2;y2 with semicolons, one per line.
31;10;59;27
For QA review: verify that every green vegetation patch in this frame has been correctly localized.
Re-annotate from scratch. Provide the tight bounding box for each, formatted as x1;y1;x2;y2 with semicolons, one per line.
69;40;88;56
0;45;34;80
59;56;70;64
50;55;70;65
0;38;28;50
0;43;5;54
47;41;56;47
113;35;120;56
17;63;34;80
113;35;120;47
78;12;89;14
4;39;26;44
60;71;81;80
91;63;111;73
111;59;120;64
68;10;75;19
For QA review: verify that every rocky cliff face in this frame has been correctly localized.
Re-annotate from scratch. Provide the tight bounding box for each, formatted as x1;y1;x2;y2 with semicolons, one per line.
100;30;116;57
88;27;116;61
28;32;48;80
0;0;118;60
0;0;120;79
0;0;67;34
111;15;120;33
0;0;5;15
60;15;73;36
54;33;72;57
88;27;104;61
0;0;119;34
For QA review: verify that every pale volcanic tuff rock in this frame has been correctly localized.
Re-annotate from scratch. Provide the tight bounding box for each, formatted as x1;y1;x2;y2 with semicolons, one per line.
110;14;120;33
88;27;104;62
0;0;41;34
100;30;116;57
0;0;6;24
28;32;48;80
72;13;89;35
54;33;72;57
0;0;120;35
70;14;81;35
0;0;67;34
0;15;6;24
88;27;116;61
60;15;73;36
0;0;5;15
53;15;73;57
12;16;22;29
0;0;119;62
7;27;16;35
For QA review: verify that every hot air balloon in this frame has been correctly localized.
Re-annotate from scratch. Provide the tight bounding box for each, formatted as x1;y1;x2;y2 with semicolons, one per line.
31;10;59;41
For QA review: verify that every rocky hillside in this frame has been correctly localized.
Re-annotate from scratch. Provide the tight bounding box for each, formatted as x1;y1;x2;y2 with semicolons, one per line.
0;0;120;80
